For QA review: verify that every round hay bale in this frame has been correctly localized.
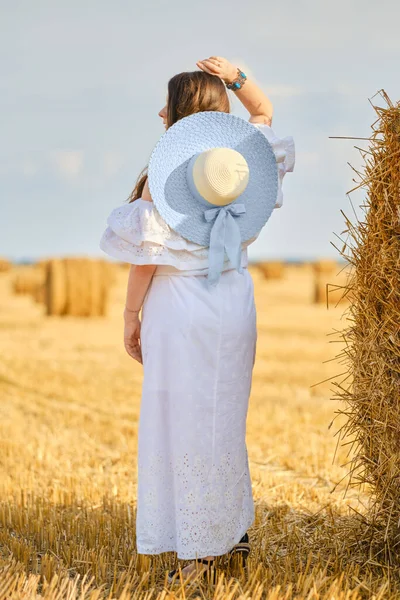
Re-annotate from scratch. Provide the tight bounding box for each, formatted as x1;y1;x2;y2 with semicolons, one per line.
33;284;46;304
103;261;117;287
294;262;314;274
45;257;114;317
64;258;88;316
330;98;400;546
13;269;28;294
247;264;264;283
35;259;50;270
80;258;93;316
87;259;110;317
45;259;67;316
314;274;351;307
87;260;101;317
13;266;45;295
0;258;11;272
312;259;339;275
99;260;112;316
258;261;285;280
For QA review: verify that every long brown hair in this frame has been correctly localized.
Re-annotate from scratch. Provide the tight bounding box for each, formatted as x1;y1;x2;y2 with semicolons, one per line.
128;71;231;202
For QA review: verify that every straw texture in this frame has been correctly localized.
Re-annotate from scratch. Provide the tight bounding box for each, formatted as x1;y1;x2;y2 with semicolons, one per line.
330;91;400;559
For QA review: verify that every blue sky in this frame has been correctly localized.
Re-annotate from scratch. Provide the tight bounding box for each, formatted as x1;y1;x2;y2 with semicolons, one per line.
1;0;399;262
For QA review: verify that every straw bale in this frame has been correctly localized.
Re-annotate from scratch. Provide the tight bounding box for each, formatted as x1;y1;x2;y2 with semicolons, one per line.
0;258;11;272
330;92;400;556
33;283;45;304
35;259;51;270
103;261;117;287
45;257;113;317
314;266;353;307
312;259;339;275
13;266;45;296
87;259;110;316
258;261;285;279
247;264;265;284
45;259;67;315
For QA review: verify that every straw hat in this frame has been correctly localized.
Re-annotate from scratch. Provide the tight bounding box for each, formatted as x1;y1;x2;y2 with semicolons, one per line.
147;111;278;285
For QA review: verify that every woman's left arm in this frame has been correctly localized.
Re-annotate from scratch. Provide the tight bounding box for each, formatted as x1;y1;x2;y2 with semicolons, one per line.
124;263;157;364
196;56;273;126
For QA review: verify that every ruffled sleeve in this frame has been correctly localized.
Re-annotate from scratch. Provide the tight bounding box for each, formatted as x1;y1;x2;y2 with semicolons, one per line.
251;122;295;208
100;199;216;269
100;199;257;270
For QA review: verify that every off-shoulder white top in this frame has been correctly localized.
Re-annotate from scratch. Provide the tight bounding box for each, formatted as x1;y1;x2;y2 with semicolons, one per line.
99;122;295;276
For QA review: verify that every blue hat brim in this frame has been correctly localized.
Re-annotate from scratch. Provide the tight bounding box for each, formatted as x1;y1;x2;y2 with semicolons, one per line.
147;111;278;246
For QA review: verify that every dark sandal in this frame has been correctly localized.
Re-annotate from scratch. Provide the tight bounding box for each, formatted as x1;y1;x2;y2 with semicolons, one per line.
168;557;216;584
228;532;251;567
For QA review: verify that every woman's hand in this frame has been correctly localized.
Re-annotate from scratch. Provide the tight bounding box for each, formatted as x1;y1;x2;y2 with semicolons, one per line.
198;56;274;126
196;56;237;84
124;310;142;364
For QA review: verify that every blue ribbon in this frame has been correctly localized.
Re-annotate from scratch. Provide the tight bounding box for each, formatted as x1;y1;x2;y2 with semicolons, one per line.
204;203;246;286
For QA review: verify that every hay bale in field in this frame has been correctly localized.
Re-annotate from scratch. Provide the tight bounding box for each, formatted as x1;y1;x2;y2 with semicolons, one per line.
103;261;117;286
13;266;45;295
312;259;338;275
85;259;111;317
313;274;351;307
0;258;11;272
258;260;285;280
65;258;89;316
331;92;400;555
45;257;113;317
247;264;264;283
45;259;67;315
35;258;51;271
294;262;314;274
32;284;45;304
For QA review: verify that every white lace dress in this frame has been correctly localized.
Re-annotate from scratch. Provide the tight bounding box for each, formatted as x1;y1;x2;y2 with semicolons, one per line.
100;122;295;559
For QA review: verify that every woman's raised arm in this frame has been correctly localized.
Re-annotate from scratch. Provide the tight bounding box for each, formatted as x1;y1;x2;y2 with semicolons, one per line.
196;56;273;126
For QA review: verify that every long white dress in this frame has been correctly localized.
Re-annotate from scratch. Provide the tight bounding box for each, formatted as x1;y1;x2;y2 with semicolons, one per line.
100;122;295;559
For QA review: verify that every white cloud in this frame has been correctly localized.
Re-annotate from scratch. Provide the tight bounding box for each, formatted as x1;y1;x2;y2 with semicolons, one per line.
51;150;84;179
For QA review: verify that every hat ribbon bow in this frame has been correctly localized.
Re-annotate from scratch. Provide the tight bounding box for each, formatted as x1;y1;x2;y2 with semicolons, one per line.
204;203;246;286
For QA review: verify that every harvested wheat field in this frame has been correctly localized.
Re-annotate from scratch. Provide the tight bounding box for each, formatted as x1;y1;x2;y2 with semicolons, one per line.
0;258;397;600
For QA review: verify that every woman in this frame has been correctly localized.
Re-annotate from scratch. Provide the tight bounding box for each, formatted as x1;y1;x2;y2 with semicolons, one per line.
100;56;295;584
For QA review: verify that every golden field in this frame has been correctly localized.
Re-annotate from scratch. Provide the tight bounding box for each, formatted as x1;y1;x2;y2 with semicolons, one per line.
0;262;393;599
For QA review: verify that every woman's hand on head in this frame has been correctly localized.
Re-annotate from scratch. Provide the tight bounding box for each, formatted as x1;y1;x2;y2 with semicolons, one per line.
196;56;237;84
124;311;143;364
